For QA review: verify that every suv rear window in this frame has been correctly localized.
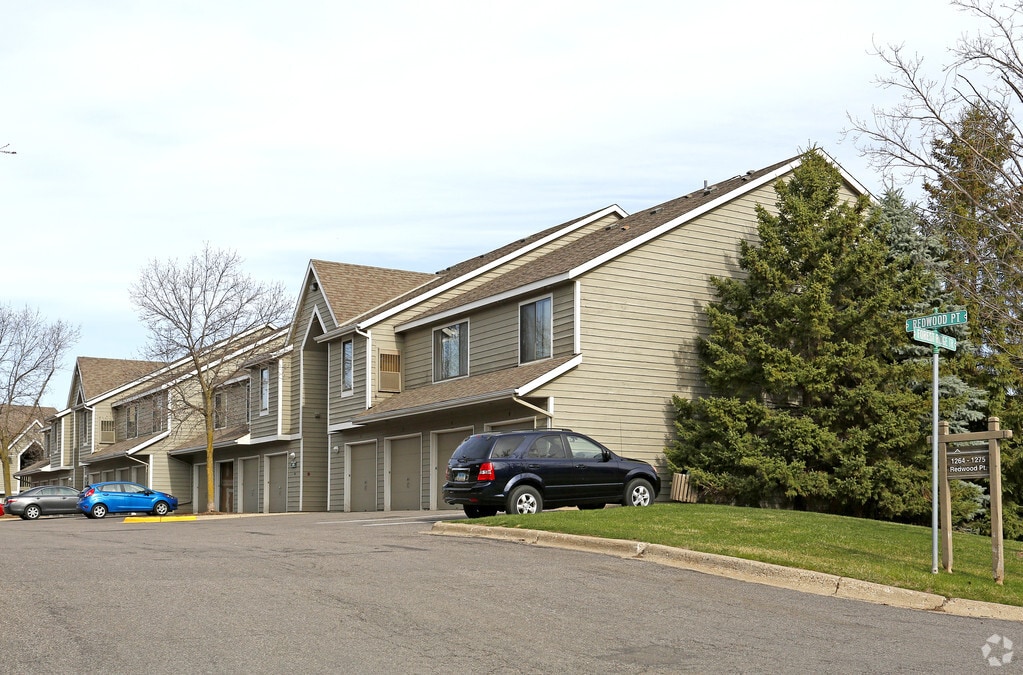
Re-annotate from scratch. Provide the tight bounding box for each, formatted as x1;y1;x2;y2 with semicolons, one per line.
453;434;524;460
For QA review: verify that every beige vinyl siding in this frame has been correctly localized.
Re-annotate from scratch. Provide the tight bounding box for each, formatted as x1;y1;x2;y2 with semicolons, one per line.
532;183;781;476
401;284;576;389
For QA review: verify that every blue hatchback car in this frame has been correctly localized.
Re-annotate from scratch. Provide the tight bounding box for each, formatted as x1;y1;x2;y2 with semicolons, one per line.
78;481;178;519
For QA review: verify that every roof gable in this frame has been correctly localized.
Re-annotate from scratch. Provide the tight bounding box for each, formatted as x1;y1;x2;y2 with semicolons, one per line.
74;357;166;403
285;261;436;344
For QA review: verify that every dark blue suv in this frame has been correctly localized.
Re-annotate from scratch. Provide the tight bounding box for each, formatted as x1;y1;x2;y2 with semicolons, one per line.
443;429;661;517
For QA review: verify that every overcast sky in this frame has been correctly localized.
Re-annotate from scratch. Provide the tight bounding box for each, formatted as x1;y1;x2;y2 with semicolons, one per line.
1;1;985;409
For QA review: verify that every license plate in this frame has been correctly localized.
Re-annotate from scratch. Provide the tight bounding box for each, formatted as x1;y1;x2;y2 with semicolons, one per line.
454;471;469;482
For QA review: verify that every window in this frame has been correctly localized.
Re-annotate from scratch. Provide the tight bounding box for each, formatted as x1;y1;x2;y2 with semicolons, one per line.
126;404;138;439
566;434;604;459
341;339;354;393
214;392;226;429
153;395;166;432
246;381;251;423
260;367;270;414
520;296;552;363
433;320;468;381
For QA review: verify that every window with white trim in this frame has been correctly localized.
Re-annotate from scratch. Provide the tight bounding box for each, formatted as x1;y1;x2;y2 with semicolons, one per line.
433;320;468;381
214;392;226;429
519;296;552;363
341;339;354;394
260;366;270;414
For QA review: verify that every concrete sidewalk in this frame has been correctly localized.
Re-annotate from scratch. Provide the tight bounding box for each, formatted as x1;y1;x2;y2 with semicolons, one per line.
431;520;1023;623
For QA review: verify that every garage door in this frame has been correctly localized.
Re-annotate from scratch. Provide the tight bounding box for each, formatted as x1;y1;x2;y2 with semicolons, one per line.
349;443;377;512
434;430;473;510
389;436;421;511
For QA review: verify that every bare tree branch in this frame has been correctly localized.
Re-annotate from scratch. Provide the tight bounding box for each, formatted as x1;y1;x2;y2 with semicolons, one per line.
0;305;79;495
129;243;292;512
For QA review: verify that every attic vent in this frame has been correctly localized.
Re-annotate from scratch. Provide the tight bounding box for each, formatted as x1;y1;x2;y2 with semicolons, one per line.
620;224;631;231
379;350;401;393
702;179;716;196
649;207;662;215
100;419;115;444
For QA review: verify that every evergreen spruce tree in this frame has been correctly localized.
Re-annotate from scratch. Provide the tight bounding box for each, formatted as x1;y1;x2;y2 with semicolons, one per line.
666;150;933;520
922;106;1023;538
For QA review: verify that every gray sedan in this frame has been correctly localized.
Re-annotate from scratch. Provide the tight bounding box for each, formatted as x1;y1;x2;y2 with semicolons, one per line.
4;486;82;520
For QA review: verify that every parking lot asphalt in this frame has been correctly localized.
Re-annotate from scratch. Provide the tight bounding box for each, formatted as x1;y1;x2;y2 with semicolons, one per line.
4;509;1020;622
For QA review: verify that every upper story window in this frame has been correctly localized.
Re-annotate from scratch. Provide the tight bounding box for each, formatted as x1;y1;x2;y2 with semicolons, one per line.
341;339;354;394
246;381;251;423
153;395;166;432
214;392;226;429
433;320;468;382
260;366;270;415
126;404;138;439
520;296;552;363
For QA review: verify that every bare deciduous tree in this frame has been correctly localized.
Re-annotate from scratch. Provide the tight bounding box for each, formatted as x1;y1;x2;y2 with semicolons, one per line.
0;304;79;495
848;0;1023;345
130;244;292;512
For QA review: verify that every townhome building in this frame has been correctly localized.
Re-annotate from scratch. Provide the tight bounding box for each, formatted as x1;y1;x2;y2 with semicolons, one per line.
32;357;165;490
23;150;866;516
295;152;868;513
2;405;57;493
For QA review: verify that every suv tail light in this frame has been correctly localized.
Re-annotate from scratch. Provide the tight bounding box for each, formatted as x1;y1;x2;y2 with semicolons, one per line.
477;462;495;481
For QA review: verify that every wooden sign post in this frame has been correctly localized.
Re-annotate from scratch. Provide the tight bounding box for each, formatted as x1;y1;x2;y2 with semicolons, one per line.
933;417;1012;584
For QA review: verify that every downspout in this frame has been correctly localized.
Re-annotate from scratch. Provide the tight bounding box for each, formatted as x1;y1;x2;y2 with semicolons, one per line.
356;327;372;411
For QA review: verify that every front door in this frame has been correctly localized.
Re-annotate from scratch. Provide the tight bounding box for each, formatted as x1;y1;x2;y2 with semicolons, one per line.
268;454;287;513
219;461;235;513
196;464;208;514
241;457;259;513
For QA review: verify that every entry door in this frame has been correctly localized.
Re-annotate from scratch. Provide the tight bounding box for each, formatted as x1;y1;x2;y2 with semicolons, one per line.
241;458;259;513
434;430;471;510
219;461;235;513
389;437;421;511
268;454;287;513
196;464;208;514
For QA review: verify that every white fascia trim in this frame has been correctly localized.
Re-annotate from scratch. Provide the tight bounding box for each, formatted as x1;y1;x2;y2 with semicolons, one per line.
573;280;581;354
328;421;364;433
516;354;581;396
126;430;171;456
354;204;628;333
568;160;801;280
396;274;571;333
362;329;373;410
285;263;336;345
248;432;301;445
278;359;286;436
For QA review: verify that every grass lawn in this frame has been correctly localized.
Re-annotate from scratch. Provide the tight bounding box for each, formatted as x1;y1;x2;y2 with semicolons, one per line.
474;503;1023;607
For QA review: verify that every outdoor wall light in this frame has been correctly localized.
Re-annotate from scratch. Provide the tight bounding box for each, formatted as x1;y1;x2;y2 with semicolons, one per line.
332;445;340;454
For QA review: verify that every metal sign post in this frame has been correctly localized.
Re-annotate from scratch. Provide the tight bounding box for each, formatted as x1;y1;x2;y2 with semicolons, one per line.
906;310;964;574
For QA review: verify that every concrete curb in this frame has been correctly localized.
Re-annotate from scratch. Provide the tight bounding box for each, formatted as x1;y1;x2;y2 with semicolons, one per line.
123;515;197;523
430;521;1023;622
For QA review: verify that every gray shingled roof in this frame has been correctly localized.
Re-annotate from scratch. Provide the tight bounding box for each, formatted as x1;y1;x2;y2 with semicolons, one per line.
406;157;799;325
76;357;166;402
353;355;577;423
341;208;615;329
81;430;167;464
310;260;437;328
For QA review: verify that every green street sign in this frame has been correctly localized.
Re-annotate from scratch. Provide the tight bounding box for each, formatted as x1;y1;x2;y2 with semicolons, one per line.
905;310;968;332
913;327;957;351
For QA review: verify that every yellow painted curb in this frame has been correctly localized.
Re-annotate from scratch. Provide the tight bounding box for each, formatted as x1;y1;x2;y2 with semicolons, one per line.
123;515;198;523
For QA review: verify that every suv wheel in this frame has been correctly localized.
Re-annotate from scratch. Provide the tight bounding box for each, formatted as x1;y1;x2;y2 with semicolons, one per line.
507;485;542;515
624;478;653;507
